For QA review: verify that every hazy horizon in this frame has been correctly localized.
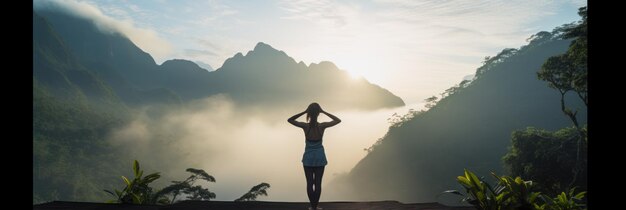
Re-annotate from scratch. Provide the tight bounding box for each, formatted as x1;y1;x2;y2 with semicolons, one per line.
33;0;586;104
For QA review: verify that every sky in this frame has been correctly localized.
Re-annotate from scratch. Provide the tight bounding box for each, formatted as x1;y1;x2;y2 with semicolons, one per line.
33;0;586;104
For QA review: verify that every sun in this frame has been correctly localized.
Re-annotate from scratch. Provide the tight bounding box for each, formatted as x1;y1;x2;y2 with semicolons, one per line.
334;58;369;80
343;68;363;80
308;45;388;84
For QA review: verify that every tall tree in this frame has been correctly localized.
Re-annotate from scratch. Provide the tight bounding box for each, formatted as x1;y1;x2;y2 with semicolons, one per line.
537;6;587;188
235;183;271;202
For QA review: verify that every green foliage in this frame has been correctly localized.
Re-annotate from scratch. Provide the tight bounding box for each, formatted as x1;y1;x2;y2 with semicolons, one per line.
477;48;519;77
538;55;575;93
185;168;216;183
34;12;131;203
446;169;586;210
103;162;220;205
154;168;217;204
34;81;128;203
503;127;586;194
538;188;586;210
235;183;271;202
104;160;161;204
538;6;587;111
523;7;588;188
449;169;538;209
387;109;423;128
424;96;439;109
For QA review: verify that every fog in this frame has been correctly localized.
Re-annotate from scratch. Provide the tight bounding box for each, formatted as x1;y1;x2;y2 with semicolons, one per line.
108;94;423;201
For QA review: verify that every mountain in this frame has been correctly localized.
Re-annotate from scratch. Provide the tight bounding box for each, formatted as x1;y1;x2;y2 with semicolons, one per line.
208;42;405;110
33;11;130;203
194;60;215;71
330;32;587;202
36;9;404;110
33;11;126;111
36;9;180;105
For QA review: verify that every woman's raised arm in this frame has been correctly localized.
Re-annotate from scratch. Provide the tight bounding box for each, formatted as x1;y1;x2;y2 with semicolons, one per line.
288;111;307;128
320;110;341;128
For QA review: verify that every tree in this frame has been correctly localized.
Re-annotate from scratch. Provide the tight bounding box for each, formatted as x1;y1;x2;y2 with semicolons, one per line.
476;48;519;76
537;6;587;188
502;127;586;195
235;183;271;202
104;162;218;205
424;96;439;109
538;6;587;123
156;168;217;203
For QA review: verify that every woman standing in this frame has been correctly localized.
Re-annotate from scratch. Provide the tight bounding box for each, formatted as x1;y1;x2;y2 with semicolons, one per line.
288;103;341;210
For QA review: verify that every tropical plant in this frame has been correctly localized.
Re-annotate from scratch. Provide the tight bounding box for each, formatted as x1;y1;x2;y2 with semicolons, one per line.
104;160;161;204
444;169;586;210
492;173;541;209
444;169;510;209
539;188;586;210
234;182;271;202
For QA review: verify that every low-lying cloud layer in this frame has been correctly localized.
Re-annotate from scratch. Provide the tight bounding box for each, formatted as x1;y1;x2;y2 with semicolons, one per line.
108;95;421;201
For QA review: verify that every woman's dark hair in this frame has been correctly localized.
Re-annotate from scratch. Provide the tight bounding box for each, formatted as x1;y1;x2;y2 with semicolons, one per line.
306;103;321;124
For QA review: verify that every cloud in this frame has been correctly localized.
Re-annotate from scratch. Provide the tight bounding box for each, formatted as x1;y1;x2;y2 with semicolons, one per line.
33;0;173;63
195;38;223;51
278;0;352;27
184;1;239;28
372;0;568;34
106;95;422;201
184;49;219;57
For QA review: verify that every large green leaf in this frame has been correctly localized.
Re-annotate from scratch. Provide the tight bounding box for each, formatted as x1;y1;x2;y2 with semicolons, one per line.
122;176;131;187
115;189;122;196
133;160;140;177
441;190;463;196
104;190;116;197
457;176;472;188
131;193;142;204
143;173;161;184
574;191;586;199
466;170;484;191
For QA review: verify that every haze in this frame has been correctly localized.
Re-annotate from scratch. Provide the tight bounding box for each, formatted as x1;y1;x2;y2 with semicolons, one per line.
108;95;423;201
33;0;585;103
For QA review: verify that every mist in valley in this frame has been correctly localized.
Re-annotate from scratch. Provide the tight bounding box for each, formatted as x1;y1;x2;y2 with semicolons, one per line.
108;94;423;201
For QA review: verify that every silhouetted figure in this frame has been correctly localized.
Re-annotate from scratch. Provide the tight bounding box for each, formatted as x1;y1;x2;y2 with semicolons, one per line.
288;103;341;210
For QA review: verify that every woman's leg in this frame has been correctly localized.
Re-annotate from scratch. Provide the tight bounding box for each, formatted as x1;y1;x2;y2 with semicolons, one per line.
312;166;325;208
304;166;315;208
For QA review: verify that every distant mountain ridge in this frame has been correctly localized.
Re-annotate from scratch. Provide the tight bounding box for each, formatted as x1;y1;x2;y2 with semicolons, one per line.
35;9;404;110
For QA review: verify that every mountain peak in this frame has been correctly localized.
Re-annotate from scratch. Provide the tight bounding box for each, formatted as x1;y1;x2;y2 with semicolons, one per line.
247;42;286;57
309;61;339;70
254;42;275;52
161;59;199;68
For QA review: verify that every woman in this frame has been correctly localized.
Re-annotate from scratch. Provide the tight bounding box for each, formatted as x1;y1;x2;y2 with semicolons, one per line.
288;103;341;210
